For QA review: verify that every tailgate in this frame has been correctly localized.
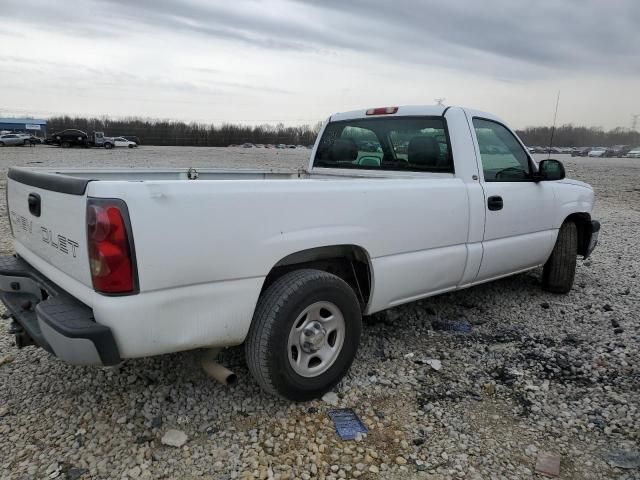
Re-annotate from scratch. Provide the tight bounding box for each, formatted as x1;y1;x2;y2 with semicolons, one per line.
7;168;92;288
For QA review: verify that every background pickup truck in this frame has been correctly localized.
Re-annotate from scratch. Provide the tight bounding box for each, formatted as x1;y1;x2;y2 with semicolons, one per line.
1;105;599;400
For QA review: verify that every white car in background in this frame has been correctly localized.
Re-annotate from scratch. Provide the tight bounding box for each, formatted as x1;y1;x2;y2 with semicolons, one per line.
0;134;29;146
624;146;640;158
104;137;138;149
587;147;607;157
112;137;138;148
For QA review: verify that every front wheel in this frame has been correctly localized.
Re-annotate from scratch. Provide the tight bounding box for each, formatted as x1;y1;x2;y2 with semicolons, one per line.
61;141;71;148
104;143;113;149
245;269;362;401
542;221;577;293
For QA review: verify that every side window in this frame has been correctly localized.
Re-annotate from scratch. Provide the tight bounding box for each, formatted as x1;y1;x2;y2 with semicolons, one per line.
473;118;531;181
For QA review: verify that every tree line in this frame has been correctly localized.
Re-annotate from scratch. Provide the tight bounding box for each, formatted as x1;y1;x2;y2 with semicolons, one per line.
515;124;640;147
47;116;321;146
47;116;640;147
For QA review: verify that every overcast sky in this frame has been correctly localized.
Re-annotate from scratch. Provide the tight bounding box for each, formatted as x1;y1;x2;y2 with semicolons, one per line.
1;0;638;129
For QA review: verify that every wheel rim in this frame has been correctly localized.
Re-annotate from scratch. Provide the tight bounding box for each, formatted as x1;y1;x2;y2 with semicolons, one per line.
287;301;345;378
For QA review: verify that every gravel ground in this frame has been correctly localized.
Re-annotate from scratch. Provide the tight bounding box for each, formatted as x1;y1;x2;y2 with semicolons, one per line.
0;146;638;480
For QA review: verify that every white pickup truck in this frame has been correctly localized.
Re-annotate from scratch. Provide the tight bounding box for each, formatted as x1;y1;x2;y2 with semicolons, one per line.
1;105;599;400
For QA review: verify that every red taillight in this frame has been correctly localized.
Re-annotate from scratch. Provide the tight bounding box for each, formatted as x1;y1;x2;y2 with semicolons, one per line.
366;106;398;115
87;199;137;294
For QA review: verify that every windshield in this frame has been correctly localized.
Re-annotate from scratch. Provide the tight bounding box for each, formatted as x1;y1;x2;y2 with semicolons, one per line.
313;116;452;172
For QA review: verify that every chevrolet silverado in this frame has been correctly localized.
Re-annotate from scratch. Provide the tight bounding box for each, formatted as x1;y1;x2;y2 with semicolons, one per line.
0;105;599;400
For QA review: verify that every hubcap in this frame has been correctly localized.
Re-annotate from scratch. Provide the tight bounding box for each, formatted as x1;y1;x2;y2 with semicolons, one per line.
287;301;345;378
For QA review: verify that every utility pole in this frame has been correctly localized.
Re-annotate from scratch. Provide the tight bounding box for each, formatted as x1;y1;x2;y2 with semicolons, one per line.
434;98;445;106
632;114;640;131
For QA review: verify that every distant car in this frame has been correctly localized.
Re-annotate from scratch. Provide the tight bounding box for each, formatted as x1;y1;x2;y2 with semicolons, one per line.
607;145;631;157
122;136;141;145
24;136;42;145
587;147;607;157
47;129;89;148
242;143;254;148
110;137;138;148
571;147;591;157
624;146;640;158
275;144;286;149
0;134;27;146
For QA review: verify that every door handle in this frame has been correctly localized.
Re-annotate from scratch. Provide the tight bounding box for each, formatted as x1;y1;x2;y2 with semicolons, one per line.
487;195;503;211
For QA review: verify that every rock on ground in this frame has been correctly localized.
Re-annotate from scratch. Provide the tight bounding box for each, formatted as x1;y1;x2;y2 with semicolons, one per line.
161;429;188;447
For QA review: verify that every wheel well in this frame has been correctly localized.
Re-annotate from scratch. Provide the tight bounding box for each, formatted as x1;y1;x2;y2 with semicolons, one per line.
565;212;592;257
262;245;372;310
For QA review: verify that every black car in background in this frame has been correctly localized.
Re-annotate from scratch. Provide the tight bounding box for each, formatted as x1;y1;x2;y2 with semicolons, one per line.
607;145;631;157
45;129;88;148
571;147;591;157
123;135;141;145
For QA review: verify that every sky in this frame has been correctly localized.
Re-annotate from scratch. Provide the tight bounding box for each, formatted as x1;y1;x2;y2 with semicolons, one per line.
0;0;638;129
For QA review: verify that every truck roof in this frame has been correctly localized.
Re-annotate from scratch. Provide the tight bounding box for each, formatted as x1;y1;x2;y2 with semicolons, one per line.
330;105;446;122
329;105;504;126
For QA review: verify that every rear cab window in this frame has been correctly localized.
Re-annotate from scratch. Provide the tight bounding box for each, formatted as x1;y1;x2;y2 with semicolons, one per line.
313;117;453;172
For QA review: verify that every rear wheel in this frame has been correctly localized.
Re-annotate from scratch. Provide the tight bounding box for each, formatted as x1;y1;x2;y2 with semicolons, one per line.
0;142;4;147
542;221;577;293
245;269;362;401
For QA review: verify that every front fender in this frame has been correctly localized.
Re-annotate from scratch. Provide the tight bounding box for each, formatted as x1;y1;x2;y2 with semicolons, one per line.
552;181;595;228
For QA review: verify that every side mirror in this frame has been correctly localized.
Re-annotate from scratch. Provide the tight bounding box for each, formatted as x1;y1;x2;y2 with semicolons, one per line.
536;159;565;181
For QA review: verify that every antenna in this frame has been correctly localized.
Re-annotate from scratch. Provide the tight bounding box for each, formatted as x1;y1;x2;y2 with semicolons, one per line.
547;90;560;158
632;114;640;131
434;97;445;106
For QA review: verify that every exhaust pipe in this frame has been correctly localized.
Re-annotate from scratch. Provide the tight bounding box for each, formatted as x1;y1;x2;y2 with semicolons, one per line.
200;349;237;386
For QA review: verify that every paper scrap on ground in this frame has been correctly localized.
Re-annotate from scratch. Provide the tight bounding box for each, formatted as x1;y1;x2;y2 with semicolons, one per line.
328;408;368;441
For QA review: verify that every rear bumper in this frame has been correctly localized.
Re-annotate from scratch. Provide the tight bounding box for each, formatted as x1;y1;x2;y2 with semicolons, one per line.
0;255;120;366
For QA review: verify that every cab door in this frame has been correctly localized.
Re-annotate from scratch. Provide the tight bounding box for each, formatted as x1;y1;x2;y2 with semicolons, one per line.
468;116;556;282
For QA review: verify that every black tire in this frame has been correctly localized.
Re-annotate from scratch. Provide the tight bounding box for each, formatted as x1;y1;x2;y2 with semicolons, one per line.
0;142;5;147
542;221;577;293
104;143;113;149
245;269;362;401
128;144;134;148
61;141;71;148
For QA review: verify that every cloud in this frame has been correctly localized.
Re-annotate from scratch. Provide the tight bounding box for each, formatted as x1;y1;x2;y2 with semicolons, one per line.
0;0;637;127
4;0;637;78
292;0;640;76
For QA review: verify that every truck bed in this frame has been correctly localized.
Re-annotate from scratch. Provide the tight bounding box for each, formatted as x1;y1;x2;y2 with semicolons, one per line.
6;165;468;359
